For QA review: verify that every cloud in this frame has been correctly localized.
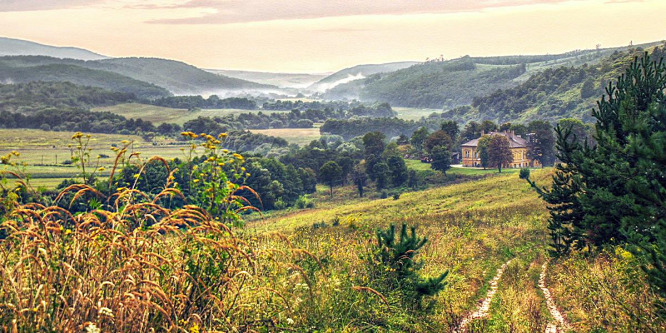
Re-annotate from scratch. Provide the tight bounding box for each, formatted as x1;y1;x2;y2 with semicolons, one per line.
0;0;104;12
140;0;585;25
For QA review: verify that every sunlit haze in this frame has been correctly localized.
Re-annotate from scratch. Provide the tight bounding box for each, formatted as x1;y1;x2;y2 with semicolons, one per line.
0;0;663;72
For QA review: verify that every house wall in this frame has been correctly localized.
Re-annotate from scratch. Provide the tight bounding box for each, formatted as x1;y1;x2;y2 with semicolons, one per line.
462;147;480;167
461;146;541;168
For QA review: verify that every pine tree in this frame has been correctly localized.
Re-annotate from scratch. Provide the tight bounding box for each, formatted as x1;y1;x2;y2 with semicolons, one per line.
523;52;666;309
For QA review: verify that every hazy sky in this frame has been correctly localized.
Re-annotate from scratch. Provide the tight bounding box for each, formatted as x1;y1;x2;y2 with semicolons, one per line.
0;0;663;72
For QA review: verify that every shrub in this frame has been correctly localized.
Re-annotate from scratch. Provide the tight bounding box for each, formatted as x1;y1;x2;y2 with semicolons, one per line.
367;224;448;310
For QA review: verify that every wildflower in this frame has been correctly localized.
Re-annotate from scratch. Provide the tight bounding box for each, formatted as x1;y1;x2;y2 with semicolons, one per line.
98;167;105;172
11;151;20;156
133;174;140;178
99;307;114;318
232;153;243;160
218;133;228;138
84;323;100;333
286;318;295;325
65;229;72;235
72;132;83;139
193;179;200;183
189;324;200;333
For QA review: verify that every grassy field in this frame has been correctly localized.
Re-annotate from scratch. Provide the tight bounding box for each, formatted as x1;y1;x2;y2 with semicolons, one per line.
404;158;520;175
238;169;553;331
249;128;321;146
0;129;199;188
0;127;322;189
94;103;443;124
393;107;443;121
92;103;284;125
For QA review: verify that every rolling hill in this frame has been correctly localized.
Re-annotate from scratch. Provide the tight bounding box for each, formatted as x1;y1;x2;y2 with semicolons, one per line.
208;69;328;89
322;41;665;112
439;43;666;124
0;55;276;97
0;57;170;99
309;61;419;93
92;58;276;95
0;37;108;60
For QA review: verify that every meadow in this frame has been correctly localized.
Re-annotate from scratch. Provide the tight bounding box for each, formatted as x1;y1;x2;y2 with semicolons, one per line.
92;103;285;125
0;129;197;188
1;135;663;332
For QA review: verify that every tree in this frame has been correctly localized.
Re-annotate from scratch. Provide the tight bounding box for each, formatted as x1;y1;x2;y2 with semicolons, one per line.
440;120;459;143
363;131;386;158
319;161;342;197
336;155;354;185
352;164;367;197
430;145;451;175
527;120;556;167
373;162;390;190
460;121;482;142
523;53;666;308
481;120;498;133
387;155;408;187
477;135;491;169
557;118;591;147
487;135;513;173
410;127;429;152
424;130;453;153
580;79;596;99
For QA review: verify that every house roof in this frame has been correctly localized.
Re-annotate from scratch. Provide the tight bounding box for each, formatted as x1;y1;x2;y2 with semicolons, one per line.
461;131;528;148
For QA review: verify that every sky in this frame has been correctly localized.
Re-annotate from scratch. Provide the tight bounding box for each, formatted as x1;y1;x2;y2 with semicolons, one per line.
0;0;664;73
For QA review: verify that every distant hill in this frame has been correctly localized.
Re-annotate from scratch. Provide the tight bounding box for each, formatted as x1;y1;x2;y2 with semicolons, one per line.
93;58;276;95
0;55;276;97
439;43;666;124
208;69;328;89
357;57;526;109
0;81;136;114
309;61;419;93
325;41;666;109
0;57;170;99
0;37;108;60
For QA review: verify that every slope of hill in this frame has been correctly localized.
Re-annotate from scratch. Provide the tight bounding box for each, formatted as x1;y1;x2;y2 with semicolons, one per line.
93;58;276;95
0;37;108;60
0;55;277;97
208;69;328;89
440;44;666;124
309;61;418;93
359;57;526;109
323;42;665;109
0;81;136;114
0;57;171;99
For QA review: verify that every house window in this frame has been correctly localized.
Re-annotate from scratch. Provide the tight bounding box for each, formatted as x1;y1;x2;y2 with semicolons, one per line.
465;150;469;158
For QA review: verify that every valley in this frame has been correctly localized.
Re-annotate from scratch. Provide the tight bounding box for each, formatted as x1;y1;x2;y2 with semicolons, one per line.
0;31;665;332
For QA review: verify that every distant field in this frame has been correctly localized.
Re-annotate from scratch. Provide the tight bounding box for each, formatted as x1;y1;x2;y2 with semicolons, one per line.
92;103;285;125
393;107;443;121
0;129;198;188
405;158;521;174
249;128;321;146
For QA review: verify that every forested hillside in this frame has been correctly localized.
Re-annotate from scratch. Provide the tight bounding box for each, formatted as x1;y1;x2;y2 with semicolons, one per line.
441;45;666;124
0;81;136;114
0;57;170;99
94;58;274;95
359;57;526;109
0;37;108;60
0;55;273;97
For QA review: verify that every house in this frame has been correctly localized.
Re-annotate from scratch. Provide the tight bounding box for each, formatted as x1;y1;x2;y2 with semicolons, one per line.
461;131;541;168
